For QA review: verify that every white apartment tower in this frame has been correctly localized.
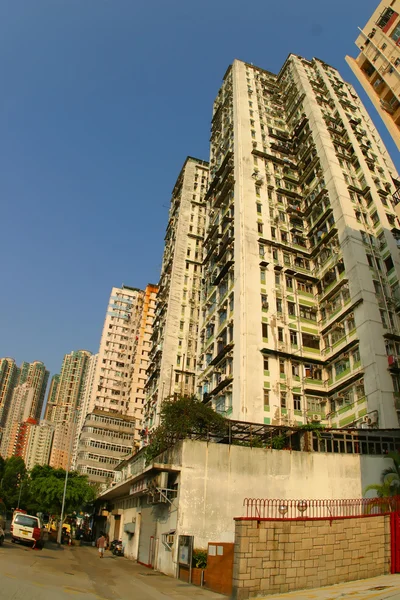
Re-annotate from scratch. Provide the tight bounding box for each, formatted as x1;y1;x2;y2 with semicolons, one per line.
198;56;400;430
89;286;143;415
24;420;55;470
75;285;156;485
144;157;209;430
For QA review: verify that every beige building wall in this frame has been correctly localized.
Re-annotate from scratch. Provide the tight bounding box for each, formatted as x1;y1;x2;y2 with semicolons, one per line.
128;283;157;445
232;516;390;599
144;157;208;431
346;0;400;150
89;286;143;415
24;420;54;470
198;57;400;430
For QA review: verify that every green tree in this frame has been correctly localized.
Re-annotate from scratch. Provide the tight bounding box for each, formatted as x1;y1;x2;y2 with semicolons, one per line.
0;456;27;508
364;451;400;498
29;465;96;515
145;395;227;463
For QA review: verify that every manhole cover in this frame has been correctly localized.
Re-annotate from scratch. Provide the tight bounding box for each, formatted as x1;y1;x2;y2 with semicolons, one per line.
368;586;392;591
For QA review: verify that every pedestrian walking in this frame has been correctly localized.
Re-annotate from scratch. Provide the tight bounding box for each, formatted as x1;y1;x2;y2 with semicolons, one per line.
96;532;106;558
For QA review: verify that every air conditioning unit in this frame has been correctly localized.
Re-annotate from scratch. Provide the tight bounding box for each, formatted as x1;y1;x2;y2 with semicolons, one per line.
312;414;322;422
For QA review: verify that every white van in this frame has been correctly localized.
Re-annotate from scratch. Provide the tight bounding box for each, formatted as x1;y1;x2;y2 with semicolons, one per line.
11;512;43;546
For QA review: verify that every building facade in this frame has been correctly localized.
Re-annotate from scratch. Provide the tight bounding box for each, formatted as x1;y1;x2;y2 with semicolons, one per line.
44;374;60;422
127;283;158;444
197;56;400;430
89;286;144;416
0;358;19;428
24;420;55;470
346;0;400;150
74;284;156;484
71;353;98;468
97;431;398;576
75;410;135;488
144;158;208;431
0;360;49;458
47;350;92;469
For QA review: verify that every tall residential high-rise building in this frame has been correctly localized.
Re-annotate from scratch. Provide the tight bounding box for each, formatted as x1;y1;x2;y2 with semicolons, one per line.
128;283;158;443
0;358;20;427
197;56;400;430
74;284;156;485
47;350;92;469
44;374;60;422
24;420;55;470
71;353;98;468
346;0;400;151
18;361;49;421
89;286;144;415
144;158;209;431
0;361;49;458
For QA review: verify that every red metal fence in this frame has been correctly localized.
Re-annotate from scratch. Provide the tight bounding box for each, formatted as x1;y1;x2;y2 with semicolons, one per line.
242;496;400;520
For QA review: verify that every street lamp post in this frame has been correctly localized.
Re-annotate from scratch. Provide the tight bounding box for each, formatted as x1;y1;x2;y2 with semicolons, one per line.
17;478;23;509
57;411;77;545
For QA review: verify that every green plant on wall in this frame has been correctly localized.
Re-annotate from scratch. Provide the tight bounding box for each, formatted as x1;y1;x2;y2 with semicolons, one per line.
192;548;208;569
266;434;288;449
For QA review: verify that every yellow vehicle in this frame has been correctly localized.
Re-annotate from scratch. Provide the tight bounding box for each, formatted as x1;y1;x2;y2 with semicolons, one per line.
49;518;71;534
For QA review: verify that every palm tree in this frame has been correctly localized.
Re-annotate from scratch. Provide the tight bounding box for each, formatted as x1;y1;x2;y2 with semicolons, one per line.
380;451;400;493
364;451;400;503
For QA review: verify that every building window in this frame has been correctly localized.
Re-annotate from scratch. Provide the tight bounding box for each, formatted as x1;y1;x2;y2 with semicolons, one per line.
276;298;282;313
279;359;285;374
262;323;268;339
384;256;394;273
263;357;269;371
278;327;284;342
392;23;400;42
257;222;263;234
293;394;301;411
280;392;287;408
292;361;300;377
264;389;270;408
261;294;268;309
290;330;298;345
260;269;266;284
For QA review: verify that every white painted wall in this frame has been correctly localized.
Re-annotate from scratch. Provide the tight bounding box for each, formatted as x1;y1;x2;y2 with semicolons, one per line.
104;440;392;577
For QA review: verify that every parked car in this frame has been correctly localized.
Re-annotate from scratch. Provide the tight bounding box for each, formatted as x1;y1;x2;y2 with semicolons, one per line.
11;512;44;547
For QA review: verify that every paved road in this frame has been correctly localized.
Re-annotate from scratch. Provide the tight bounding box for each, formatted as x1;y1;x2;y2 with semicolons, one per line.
3;537;400;600
261;574;400;600
0;539;223;600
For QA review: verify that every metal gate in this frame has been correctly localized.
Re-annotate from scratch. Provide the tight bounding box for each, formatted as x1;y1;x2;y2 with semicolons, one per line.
137;506;157;568
391;512;400;573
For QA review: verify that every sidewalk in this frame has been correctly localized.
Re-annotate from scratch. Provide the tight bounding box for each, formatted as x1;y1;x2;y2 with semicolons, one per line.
258;574;400;600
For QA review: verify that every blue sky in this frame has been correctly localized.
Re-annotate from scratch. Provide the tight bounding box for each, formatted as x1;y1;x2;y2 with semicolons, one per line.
0;0;399;382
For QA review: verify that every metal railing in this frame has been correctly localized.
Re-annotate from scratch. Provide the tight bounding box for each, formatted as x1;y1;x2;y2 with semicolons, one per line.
242;496;400;519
